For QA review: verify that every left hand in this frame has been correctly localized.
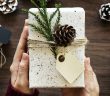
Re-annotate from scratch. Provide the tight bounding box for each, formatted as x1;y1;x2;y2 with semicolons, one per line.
10;19;32;94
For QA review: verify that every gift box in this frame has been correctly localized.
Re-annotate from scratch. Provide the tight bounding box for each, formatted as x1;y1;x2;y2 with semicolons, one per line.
28;7;87;88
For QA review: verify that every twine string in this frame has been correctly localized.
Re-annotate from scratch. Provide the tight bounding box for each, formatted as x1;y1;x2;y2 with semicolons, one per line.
0;48;6;68
28;38;88;48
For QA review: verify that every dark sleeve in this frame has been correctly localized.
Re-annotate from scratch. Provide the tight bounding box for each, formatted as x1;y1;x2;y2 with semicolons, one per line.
5;81;39;96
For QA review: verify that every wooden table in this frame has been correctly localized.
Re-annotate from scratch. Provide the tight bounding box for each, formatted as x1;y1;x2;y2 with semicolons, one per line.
0;0;110;96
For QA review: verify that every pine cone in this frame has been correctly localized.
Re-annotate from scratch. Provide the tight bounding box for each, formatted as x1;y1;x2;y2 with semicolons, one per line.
99;3;110;21
53;25;76;47
0;0;18;14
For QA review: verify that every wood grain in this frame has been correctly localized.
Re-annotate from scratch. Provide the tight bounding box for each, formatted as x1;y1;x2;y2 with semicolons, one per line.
0;0;110;96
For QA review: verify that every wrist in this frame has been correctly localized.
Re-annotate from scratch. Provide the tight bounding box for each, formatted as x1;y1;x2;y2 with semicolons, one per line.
12;84;33;95
6;80;39;96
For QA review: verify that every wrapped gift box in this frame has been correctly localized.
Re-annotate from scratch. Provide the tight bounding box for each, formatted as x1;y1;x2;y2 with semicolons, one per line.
28;7;86;88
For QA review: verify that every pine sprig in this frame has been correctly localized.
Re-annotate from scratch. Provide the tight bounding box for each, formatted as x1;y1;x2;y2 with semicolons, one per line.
49;4;61;24
29;0;61;57
55;4;61;27
25;11;52;40
30;0;48;23
30;0;39;7
29;24;50;40
49;9;58;23
29;11;47;29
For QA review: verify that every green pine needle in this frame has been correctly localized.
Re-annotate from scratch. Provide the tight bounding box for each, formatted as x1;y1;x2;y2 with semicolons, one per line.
55;4;61;26
28;0;61;57
49;8;58;23
21;8;28;13
30;0;39;7
39;0;47;8
55;8;61;27
29;24;50;40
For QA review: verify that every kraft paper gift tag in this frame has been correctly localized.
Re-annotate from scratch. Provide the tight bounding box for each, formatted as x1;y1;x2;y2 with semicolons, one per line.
56;50;84;84
28;8;85;88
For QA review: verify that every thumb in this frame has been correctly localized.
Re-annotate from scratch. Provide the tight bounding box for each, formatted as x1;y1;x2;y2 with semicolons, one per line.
84;57;93;80
84;57;99;94
16;53;29;87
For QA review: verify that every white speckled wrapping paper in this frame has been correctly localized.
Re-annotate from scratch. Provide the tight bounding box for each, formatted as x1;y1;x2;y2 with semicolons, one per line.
28;8;85;88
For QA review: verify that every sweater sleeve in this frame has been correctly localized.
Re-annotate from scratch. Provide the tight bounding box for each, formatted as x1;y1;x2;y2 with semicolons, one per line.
5;81;39;96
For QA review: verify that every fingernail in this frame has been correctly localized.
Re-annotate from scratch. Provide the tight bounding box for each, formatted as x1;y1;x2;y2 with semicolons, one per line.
25;19;28;26
22;53;28;61
84;57;90;65
86;58;93;71
87;57;90;65
85;57;91;70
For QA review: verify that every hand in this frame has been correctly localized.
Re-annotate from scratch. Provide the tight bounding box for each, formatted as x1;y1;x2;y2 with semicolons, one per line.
10;20;32;94
61;58;99;96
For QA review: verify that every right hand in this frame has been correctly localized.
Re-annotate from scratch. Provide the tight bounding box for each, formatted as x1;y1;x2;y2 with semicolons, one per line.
62;57;99;96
